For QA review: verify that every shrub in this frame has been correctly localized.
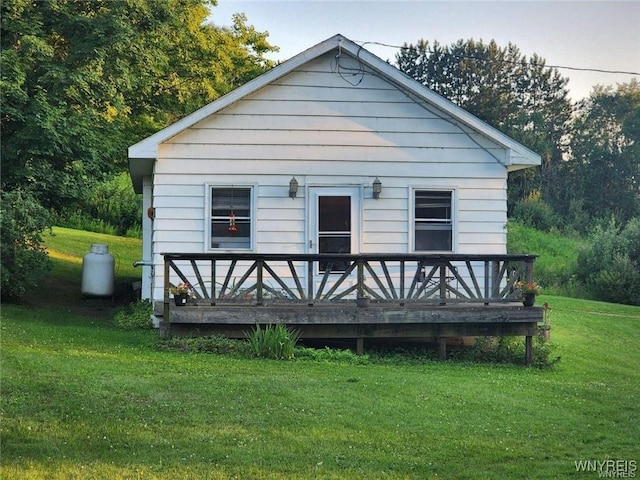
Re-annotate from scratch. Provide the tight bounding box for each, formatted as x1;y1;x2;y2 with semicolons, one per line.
296;346;370;364
57;172;141;237
0;189;52;302
113;300;153;330
512;192;559;232
246;323;302;360
462;336;559;369
573;218;640;306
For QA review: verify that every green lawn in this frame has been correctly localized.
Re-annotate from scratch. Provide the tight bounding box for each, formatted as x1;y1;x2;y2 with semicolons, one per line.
1;228;639;479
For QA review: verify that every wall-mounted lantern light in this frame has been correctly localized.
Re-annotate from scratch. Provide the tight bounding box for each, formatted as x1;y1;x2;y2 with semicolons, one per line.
372;177;382;199
289;176;299;198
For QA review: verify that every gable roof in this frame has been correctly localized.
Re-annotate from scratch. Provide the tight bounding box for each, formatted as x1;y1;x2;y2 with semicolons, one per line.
128;34;540;191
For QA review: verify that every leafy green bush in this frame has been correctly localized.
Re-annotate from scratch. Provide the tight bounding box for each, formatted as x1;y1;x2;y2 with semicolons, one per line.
0;189;52;302
512;192;560;232
296;346;370;364
246;323;302;360
574;218;640;306
57;172;141;237
113;300;153;330
462;336;559;369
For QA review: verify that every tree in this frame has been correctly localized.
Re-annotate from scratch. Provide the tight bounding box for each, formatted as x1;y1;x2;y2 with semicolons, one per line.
1;0;277;298
568;81;640;224
574;218;640;306
1;0;277;213
396;39;574;213
0;189;52;302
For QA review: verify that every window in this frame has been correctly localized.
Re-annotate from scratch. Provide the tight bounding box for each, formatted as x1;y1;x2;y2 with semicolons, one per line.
414;190;453;251
210;186;252;249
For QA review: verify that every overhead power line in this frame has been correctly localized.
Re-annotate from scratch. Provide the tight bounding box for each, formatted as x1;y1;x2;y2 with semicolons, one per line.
355;40;640;77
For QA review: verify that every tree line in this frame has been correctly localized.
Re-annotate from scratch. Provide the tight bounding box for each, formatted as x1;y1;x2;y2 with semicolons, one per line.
1;1;638;303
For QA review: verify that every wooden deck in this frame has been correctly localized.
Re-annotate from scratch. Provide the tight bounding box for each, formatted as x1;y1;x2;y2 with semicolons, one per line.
158;253;544;363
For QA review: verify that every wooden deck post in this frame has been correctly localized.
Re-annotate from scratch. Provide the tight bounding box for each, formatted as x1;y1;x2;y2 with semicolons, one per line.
163;257;170;322
438;337;447;361
525;335;533;366
256;260;264;306
307;260;314;306
356;338;364;355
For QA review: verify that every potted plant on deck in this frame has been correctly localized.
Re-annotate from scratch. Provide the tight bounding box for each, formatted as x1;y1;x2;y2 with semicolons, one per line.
514;280;541;307
170;282;193;306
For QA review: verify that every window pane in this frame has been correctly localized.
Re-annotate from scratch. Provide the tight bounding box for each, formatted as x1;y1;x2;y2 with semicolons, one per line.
319;235;351;272
319;196;350;232
414;190;452;251
415;191;451;219
318;196;351;272
415;228;452;251
211;187;251;249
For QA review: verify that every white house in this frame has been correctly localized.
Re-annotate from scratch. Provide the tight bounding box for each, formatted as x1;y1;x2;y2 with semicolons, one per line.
128;34;540;305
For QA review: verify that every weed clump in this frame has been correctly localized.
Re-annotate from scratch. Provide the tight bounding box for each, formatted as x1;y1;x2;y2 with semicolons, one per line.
246;323;302;360
113;300;153;330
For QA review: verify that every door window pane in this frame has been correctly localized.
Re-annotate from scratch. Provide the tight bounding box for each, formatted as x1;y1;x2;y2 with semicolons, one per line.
318;196;351;271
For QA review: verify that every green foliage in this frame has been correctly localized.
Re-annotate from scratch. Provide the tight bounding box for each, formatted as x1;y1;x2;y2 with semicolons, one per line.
462;335;559;369
569;81;640;226
113;300;153;330
511;191;560;232
296;346;370;364
0;189;52;301
574;218;640;305
1;0;277;216
246;323;302;360
57;172;142;237
507;221;584;297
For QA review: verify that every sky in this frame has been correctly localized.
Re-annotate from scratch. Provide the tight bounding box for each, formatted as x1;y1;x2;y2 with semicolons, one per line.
211;0;640;101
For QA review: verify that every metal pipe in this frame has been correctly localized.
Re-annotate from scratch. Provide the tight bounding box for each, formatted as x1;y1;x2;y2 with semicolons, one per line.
133;260;154;267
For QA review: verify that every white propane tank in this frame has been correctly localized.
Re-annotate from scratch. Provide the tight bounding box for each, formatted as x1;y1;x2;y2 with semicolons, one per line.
81;244;115;297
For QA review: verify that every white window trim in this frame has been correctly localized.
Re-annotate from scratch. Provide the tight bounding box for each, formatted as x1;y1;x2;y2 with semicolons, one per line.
410;187;457;253
205;183;257;252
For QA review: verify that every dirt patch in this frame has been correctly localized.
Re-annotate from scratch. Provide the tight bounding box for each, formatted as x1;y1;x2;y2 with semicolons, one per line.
25;275;137;318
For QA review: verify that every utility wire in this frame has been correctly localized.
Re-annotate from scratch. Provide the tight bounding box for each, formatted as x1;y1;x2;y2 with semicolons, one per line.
356;40;640;76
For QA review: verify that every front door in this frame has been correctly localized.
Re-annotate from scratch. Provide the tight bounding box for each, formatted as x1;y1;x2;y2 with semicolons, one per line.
309;187;360;276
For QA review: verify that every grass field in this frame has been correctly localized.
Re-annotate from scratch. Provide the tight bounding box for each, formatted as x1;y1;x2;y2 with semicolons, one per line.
1;228;639;479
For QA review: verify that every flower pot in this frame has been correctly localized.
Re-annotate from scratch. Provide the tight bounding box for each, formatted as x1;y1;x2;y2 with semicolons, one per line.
356;296;370;308
174;293;188;306
522;292;536;307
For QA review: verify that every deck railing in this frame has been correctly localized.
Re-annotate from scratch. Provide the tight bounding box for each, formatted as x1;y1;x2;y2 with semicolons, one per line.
162;253;537;315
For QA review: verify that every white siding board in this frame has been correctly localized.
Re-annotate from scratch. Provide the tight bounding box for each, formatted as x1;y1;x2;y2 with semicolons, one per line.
153;161;506;179
193;114;473;135
457;222;505;234
158;145;506;164
458;211;505;223
169;129;499;150
211;98;446;120
256;209;305;222
152;183;204;197
153;196;203;209
245;83;413;104
258;231;306;244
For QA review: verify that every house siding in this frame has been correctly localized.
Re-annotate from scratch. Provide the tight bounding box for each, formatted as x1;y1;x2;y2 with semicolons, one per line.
149;52;510;299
